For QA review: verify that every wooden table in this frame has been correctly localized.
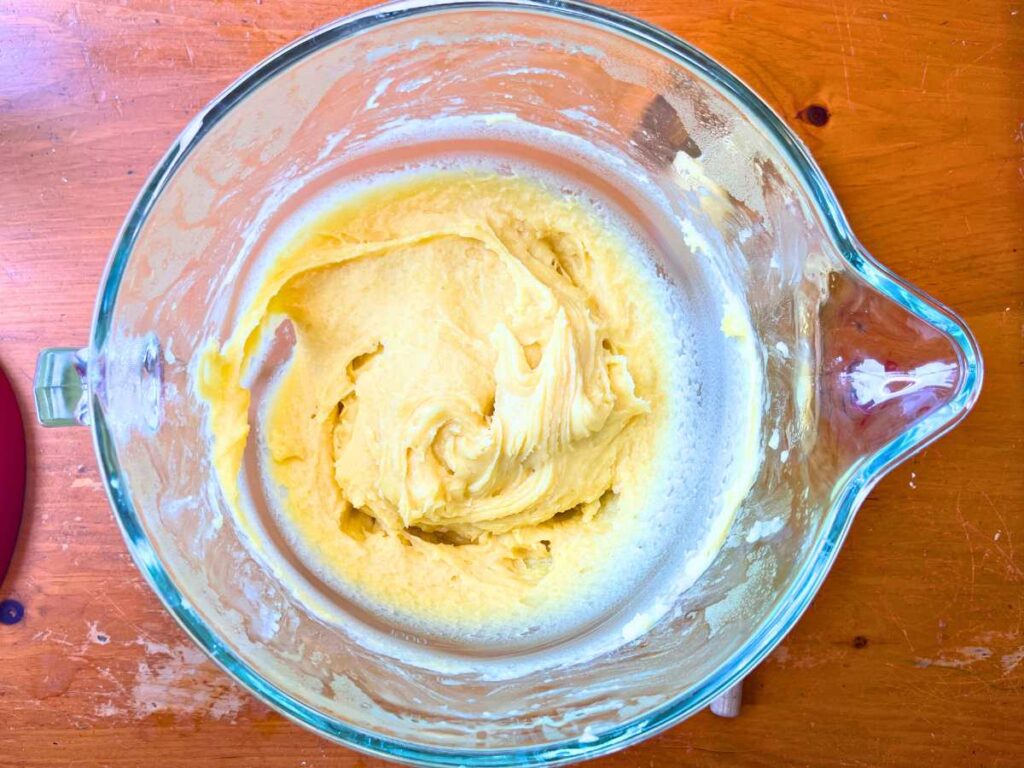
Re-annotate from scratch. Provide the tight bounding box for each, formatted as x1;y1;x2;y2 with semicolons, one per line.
1;1;1021;765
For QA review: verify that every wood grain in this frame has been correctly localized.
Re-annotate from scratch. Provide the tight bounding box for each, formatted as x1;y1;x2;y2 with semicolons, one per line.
0;1;1022;765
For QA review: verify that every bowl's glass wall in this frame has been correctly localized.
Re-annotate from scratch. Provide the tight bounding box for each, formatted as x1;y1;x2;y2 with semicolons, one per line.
94;3;967;756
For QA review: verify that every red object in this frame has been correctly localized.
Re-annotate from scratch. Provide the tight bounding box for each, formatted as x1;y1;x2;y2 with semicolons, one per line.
0;364;26;588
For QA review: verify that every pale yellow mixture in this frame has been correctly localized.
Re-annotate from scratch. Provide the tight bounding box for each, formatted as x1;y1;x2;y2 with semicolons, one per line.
198;172;677;630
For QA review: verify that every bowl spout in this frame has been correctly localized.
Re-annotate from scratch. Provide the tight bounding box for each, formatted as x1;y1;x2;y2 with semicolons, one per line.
818;262;983;474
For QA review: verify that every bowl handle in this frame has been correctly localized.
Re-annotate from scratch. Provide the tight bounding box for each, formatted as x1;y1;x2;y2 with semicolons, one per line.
34;347;90;427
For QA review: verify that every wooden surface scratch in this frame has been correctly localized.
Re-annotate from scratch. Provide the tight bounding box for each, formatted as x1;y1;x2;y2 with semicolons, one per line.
0;0;1022;766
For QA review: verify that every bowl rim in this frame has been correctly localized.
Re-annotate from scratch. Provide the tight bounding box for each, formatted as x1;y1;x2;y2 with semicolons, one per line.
89;0;984;765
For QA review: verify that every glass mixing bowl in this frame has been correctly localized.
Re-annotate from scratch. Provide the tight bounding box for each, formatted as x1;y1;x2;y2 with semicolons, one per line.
32;0;982;764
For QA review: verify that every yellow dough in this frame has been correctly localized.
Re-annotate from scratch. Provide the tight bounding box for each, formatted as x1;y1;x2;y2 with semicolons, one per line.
198;172;676;631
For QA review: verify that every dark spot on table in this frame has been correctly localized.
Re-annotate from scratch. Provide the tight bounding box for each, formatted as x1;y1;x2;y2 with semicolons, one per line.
798;104;831;127
852;635;869;649
0;599;25;625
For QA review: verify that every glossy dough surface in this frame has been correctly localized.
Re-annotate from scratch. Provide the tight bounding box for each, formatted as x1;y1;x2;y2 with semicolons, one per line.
199;173;679;630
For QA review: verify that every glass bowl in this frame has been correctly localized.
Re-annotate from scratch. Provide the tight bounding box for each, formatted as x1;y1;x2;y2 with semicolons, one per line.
32;0;982;764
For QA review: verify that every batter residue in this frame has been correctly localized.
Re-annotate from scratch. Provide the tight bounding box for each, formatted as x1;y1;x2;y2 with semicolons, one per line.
199;172;682;632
